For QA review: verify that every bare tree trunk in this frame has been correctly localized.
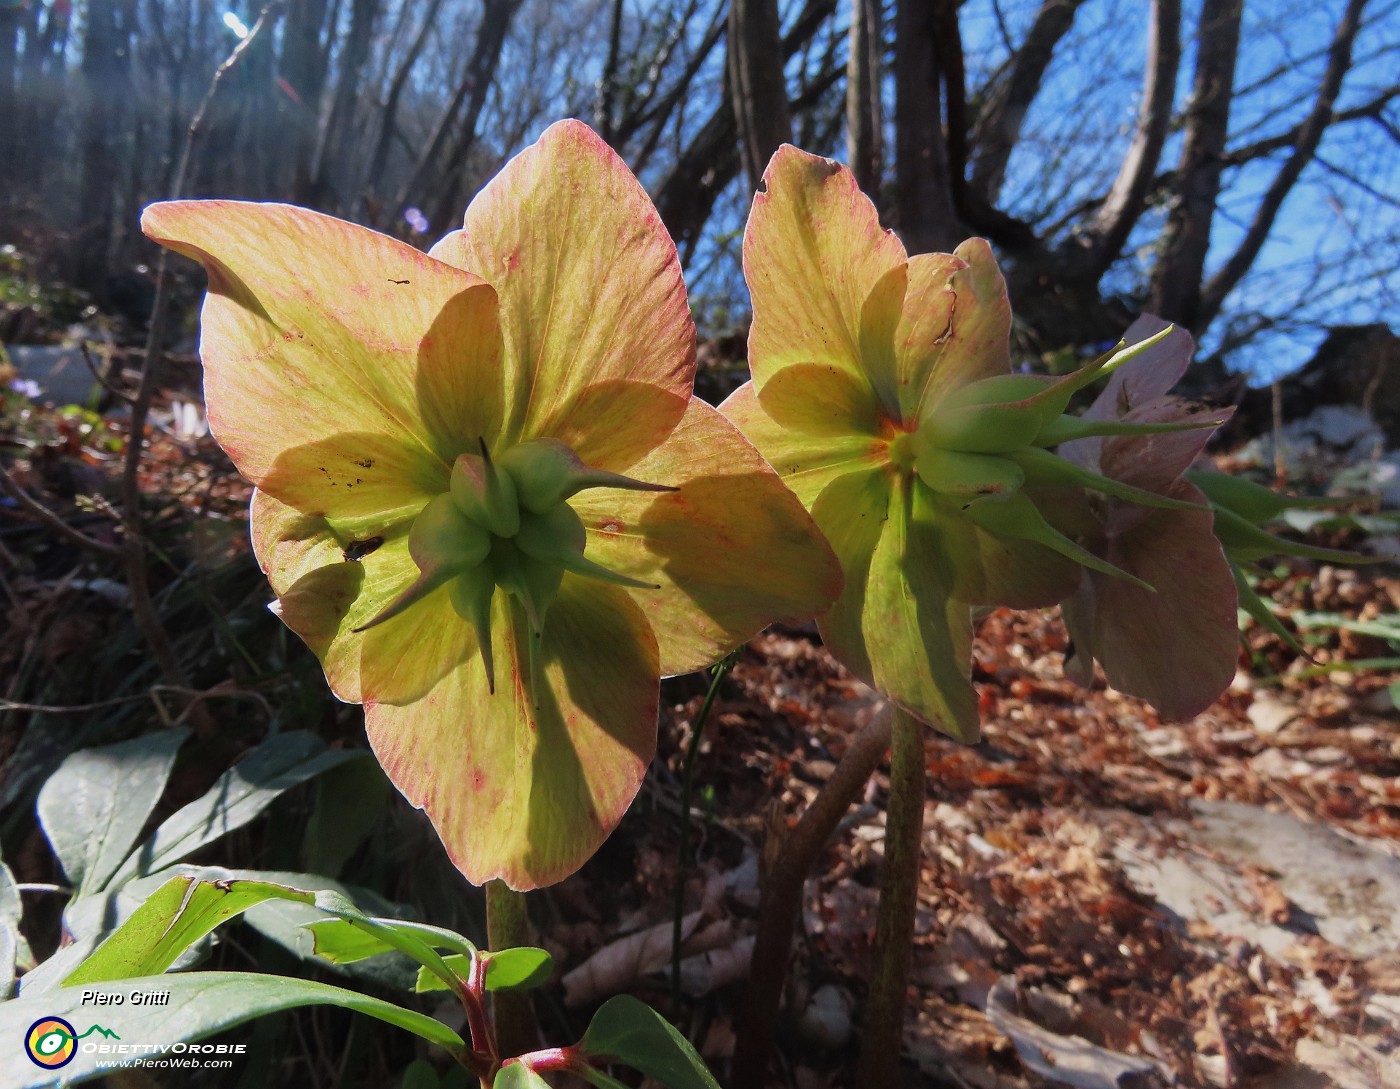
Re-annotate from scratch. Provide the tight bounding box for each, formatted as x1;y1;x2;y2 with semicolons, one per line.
396;0;519;227
845;0;882;194
423;0;520;234
0;7;17;180
309;0;379;211
893;0;960;254
74;0;137;299
281;0;332;201
728;0;792;193
364;0;445;205
655;0;834;257
1196;0;1368;329
1072;0;1181;281
1147;0;1243;331
969;0;1086;204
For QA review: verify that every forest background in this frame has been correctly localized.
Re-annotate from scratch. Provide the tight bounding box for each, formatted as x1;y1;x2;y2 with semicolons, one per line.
1;2;1399;1088
0;0;1396;387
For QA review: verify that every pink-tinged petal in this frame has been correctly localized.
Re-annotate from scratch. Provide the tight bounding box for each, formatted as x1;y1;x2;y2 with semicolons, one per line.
1084;316;1195;419
570;397;843;677
812;470;980;741
720;381;885;508
757;364;886;438
1069;480;1238;721
917;485;1082;608
366;579;658;889
1099;398;1234;502
745;146;907;398
892;252;962;419
141;202;501;493
533;380;690;474
909;240;1012;414
250;489;470;706
437;120;693;456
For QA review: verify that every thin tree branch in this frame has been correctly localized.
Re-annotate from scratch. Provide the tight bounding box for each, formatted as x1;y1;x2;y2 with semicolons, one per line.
596;0;626;141
1072;0;1181;280
123;0;281;732
0;461;121;556
1198;0;1370;328
968;0;1088;204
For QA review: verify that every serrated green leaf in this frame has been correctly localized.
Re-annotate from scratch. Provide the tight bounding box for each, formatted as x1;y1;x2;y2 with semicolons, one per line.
414;953;471;993
483;947;553;991
106;731;357;888
307;918;405;964
411;946;554;995
0;972;466;1087
65;876;316;985
494;1063;552;1089
579;994;721;1089
36;727;189;897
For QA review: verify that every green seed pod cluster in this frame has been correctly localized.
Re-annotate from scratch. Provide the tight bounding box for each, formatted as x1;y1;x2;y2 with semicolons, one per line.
906;328;1220;584
359;438;673;695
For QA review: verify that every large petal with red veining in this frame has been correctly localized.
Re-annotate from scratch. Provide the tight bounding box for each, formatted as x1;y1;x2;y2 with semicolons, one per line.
432;119;693;461
140;202;502;504
365;579;658;889
744;145;907;402
570;398;843;677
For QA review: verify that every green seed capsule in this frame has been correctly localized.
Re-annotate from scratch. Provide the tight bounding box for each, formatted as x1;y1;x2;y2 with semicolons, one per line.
409;493;492;574
498;438;676;513
913;446;1025;499
451;446;520;537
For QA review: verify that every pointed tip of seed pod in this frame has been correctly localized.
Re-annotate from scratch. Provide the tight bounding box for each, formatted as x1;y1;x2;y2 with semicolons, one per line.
352;573;442;633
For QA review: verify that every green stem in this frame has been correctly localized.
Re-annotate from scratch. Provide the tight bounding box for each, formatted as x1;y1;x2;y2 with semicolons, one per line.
854;707;926;1087
485;879;537;1061
671;654;736;1004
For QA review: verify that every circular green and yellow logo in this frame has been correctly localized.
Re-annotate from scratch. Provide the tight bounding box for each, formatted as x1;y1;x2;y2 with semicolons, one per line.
25;1016;77;1069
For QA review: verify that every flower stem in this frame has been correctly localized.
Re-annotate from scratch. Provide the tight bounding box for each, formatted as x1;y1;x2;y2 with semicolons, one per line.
854;706;926;1087
671;653;736;1004
729;707;893;1089
485;879;538;1060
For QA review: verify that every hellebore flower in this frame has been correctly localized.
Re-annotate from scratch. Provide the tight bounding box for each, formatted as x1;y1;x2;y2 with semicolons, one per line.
141;121;840;889
722;148;1214;740
1056;317;1239;720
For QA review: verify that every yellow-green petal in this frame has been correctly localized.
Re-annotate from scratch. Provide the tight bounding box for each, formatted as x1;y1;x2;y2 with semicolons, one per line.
433;119;693;457
745;145;907;397
570;398;843;677
365;579;659;890
757;363;886;438
250;489;473;706
140;201;501;491
811;469;980;742
719;381;885;509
